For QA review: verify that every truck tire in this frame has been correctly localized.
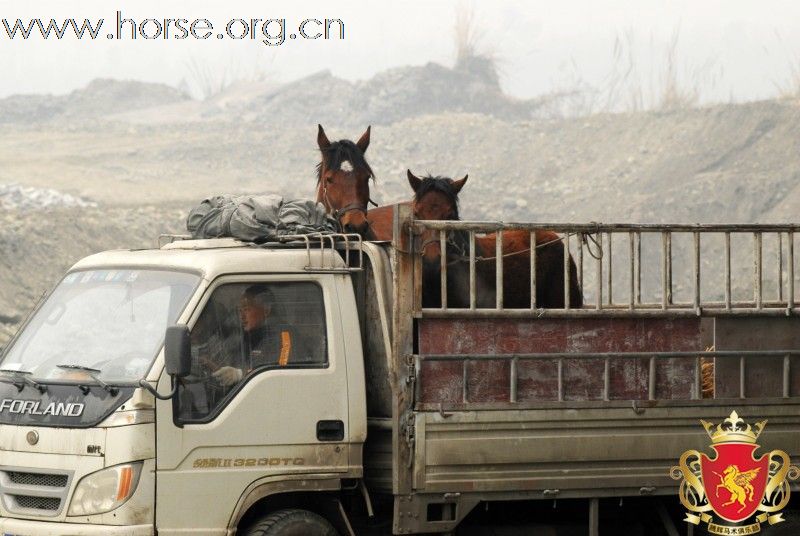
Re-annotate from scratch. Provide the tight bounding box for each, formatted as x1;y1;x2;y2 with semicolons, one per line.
244;508;339;536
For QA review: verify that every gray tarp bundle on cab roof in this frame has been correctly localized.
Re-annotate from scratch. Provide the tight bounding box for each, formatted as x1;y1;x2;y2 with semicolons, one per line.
186;194;338;242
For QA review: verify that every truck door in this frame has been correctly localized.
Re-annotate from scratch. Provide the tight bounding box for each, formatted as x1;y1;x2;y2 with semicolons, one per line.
154;275;353;534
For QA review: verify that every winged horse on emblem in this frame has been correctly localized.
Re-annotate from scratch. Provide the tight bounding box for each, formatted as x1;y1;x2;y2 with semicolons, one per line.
714;465;761;513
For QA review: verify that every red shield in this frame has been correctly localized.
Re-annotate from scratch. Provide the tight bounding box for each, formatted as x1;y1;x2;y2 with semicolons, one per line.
701;443;769;522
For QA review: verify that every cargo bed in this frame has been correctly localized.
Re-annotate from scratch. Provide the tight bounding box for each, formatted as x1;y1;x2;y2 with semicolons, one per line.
357;208;800;534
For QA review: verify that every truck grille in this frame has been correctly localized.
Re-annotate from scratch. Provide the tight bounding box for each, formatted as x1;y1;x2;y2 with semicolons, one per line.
0;467;72;517
9;494;61;511
7;471;69;488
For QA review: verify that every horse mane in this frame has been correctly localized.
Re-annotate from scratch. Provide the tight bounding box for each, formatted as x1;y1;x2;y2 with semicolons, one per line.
316;139;374;183
414;175;461;220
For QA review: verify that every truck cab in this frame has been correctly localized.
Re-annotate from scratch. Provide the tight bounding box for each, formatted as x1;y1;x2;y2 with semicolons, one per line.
0;236;373;535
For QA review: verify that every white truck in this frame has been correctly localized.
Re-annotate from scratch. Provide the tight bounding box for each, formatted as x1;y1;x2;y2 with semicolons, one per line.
0;208;799;535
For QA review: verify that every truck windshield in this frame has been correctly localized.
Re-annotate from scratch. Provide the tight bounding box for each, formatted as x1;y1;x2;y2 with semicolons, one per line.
0;269;199;384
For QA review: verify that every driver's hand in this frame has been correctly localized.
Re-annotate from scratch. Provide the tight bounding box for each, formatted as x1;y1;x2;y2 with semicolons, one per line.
212;366;243;387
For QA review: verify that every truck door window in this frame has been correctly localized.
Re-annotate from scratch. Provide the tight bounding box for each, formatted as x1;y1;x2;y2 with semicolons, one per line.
177;282;327;422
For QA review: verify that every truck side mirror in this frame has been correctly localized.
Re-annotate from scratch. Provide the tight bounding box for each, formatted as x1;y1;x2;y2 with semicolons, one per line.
164;325;191;378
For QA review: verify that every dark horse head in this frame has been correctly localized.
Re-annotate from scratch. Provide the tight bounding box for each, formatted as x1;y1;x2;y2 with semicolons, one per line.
408;170;485;309
408;170;468;265
315;124;374;235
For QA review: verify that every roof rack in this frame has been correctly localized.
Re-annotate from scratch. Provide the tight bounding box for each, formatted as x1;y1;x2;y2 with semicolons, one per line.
277;232;364;272
157;234;192;248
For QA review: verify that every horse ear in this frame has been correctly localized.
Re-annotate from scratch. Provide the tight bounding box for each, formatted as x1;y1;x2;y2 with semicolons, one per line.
451;174;468;194
356;125;371;153
407;170;422;193
317;124;331;150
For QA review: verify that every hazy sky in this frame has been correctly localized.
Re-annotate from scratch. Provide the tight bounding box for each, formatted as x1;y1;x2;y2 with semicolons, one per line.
2;0;800;104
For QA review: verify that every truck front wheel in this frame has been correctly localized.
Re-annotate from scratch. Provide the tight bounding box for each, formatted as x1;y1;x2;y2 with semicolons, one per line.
245;508;339;536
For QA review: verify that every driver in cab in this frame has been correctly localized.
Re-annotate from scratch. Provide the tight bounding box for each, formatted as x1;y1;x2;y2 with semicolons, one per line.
212;285;294;387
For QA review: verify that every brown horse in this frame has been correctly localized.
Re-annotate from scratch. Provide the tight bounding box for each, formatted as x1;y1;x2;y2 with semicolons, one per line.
315;124;374;234
363;203;397;241
406;171;583;309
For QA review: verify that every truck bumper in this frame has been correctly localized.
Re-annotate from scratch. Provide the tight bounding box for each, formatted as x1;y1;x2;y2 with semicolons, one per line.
0;518;153;536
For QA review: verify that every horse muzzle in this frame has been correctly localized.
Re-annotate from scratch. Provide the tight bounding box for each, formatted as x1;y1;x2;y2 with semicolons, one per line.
337;205;370;237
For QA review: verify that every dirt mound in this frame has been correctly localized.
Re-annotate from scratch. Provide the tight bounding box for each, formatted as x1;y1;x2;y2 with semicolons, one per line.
231;60;539;127
63;78;188;119
404;100;800;225
0;79;187;125
0;94;63;124
1;58;541;127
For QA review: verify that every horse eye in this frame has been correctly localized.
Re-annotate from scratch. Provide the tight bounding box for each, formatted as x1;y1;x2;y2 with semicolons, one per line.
326;176;334;183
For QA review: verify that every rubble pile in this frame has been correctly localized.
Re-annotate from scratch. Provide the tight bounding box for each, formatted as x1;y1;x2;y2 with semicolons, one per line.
0;183;97;210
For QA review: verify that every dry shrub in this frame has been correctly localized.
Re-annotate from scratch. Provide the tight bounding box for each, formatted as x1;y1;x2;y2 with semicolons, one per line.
452;1;501;87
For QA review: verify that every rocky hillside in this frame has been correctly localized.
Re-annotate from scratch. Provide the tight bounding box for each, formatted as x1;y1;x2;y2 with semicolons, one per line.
2;98;799;222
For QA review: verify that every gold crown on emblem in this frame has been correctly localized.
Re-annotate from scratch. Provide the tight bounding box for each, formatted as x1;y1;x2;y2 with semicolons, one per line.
701;411;766;444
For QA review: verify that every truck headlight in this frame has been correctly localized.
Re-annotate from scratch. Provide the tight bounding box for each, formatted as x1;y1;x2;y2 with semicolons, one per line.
67;462;142;516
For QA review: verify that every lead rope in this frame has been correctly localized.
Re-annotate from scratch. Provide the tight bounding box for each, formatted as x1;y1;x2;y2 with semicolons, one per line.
421;230;605;263
582;226;604;260
474;228;604;261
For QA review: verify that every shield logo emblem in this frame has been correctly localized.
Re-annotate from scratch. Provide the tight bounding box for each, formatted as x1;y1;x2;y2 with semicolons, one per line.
701;442;769;523
673;412;800;533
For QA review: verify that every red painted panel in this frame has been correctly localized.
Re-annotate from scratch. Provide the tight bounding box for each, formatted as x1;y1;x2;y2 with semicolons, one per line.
418;361;462;404
418;317;702;403
562;359;605;401
517;360;559;402
419;318;702;354
466;360;511;403
608;358;649;400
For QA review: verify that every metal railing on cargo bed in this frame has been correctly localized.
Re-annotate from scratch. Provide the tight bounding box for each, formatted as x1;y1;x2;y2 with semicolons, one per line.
411;350;800;411
410;221;800;317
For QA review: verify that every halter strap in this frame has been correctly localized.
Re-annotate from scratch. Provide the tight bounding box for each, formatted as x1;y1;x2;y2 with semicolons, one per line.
417;230;468;260
321;183;370;225
332;202;369;219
